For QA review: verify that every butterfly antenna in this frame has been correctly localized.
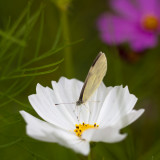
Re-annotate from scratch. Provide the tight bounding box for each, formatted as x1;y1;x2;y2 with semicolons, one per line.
55;102;75;105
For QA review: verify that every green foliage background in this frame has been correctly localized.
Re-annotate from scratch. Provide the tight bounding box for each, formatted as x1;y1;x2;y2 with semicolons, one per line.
0;0;160;159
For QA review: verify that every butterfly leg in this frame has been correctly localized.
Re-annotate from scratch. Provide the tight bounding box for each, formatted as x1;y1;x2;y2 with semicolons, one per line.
73;105;80;123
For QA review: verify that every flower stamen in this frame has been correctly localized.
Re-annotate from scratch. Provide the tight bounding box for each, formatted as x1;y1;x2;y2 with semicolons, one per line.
74;122;99;137
142;14;159;31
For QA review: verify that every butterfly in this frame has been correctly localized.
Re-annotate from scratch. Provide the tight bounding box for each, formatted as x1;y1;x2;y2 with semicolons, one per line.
76;52;107;106
55;52;107;106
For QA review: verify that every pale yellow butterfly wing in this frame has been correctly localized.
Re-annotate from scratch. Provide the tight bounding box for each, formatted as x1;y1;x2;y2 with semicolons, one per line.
77;52;107;105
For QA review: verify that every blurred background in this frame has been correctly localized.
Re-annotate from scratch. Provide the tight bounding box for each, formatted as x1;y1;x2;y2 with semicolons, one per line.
0;0;160;159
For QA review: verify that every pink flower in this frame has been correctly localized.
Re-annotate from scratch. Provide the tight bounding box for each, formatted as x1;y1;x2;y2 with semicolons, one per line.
97;0;160;51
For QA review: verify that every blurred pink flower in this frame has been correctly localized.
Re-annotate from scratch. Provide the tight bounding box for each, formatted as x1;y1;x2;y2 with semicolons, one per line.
97;0;160;51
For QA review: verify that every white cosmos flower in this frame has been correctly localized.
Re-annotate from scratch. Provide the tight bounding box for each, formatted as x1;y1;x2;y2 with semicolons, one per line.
20;77;144;155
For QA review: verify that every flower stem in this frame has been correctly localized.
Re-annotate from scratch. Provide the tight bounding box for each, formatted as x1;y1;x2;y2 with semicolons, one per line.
88;151;92;160
60;9;74;78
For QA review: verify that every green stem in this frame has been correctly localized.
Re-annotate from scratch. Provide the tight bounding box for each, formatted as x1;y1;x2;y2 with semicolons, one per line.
88;151;92;160
60;9;74;78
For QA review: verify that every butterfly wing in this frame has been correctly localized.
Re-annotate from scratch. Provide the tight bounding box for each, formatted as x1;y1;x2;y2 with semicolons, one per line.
78;52;107;104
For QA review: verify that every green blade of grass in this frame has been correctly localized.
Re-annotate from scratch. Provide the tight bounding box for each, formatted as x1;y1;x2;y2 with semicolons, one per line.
22;59;63;72
7;59;62;79
1;49;20;76
0;91;30;109
0;4;29;48
0;47;20;62
4;16;11;32
10;78;33;97
0;78;33;107
0;3;44;59
34;10;44;58
20;39;83;68
0;138;22;148
0;2;30;58
19;143;49;160
0;30;26;46
0;120;22;130
0;80;19;99
17;1;32;67
51;24;62;50
1;67;58;80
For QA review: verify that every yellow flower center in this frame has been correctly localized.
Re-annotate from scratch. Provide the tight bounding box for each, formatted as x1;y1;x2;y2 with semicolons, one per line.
74;122;99;137
142;15;159;31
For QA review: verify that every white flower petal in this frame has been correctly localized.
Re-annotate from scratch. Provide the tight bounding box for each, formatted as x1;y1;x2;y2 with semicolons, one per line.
114;109;145;129
29;84;75;130
88;83;113;124
55;77;83;104
97;86;138;127
20;110;90;155
82;127;127;143
52;77;84;123
58;77;83;99
57;77;91;124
